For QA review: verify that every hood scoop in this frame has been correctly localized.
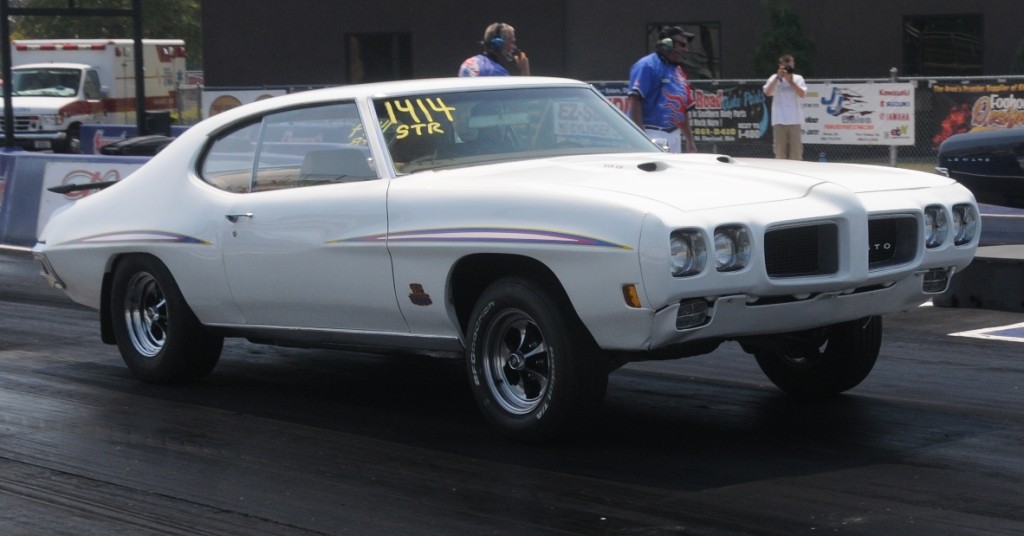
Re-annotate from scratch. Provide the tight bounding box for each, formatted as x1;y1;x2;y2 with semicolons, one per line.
637;155;736;172
637;161;669;172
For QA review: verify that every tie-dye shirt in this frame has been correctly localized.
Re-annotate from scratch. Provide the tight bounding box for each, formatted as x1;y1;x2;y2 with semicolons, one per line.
628;52;695;130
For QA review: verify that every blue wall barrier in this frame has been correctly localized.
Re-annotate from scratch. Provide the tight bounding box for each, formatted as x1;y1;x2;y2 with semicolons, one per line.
0;149;150;247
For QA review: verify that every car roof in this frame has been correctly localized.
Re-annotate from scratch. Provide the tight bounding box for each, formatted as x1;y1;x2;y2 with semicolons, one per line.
202;76;593;128
12;63;90;70
303;76;588;99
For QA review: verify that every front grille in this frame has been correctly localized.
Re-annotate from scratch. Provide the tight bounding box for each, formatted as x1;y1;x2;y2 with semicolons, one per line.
868;216;917;270
0;116;36;133
764;223;839;278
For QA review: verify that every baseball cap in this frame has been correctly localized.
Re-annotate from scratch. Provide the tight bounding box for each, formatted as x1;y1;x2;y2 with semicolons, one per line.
659;26;695;42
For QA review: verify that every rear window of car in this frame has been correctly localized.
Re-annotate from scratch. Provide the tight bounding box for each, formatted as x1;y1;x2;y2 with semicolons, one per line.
200;101;377;193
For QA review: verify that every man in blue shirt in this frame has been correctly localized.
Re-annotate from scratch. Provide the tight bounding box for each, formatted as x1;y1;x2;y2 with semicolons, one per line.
459;22;530;77
627;26;698;153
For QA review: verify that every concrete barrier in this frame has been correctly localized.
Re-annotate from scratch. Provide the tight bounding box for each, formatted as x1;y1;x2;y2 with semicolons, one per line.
0;149;150;247
935;245;1024;313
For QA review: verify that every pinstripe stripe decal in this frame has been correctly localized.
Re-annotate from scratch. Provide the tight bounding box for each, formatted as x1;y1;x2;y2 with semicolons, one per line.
337;227;631;249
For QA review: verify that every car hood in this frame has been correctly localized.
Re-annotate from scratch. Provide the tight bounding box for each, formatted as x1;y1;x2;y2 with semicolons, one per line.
414;153;957;212
0;95;78;112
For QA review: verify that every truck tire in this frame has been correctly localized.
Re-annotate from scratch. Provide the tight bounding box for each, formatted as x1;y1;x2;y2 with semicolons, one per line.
54;124;81;154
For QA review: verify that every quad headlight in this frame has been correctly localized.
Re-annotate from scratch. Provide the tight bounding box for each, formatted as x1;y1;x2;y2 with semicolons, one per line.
924;205;949;248
951;204;979;246
670;230;707;277
39;114;61;127
713;225;752;272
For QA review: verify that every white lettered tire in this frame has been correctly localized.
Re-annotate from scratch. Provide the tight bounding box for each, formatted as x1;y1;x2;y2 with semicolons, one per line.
466;277;607;442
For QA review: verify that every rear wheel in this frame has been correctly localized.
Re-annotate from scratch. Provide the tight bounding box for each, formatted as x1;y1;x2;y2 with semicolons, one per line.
752;316;882;397
466;277;607;442
110;255;223;383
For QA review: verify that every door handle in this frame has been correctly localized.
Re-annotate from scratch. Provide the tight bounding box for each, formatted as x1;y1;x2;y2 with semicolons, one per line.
225;212;254;223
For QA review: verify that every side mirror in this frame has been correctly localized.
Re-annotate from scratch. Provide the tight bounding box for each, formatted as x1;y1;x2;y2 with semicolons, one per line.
652;136;670;152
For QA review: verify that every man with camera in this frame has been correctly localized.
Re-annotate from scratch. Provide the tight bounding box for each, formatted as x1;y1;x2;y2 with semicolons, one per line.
763;54;807;160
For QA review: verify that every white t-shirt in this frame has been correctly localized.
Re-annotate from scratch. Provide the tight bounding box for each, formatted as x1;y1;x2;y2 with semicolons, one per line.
764;74;807;126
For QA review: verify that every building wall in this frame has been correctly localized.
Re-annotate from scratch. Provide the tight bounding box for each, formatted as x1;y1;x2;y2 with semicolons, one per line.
200;0;567;86
201;0;1023;87
566;0;1022;80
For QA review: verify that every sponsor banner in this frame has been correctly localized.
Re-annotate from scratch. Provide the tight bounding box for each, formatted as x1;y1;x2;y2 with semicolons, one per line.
803;83;915;146
930;81;1024;148
37;161;146;233
590;81;632;115
592;81;772;144
690;84;770;143
202;89;286;119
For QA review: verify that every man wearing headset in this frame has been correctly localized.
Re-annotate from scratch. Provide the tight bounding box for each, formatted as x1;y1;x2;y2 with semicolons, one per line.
458;22;530;77
627;26;698;153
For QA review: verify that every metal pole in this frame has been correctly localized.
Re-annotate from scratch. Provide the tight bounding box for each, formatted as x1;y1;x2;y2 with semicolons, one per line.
889;67;898;167
133;0;146;135
2;0;16;150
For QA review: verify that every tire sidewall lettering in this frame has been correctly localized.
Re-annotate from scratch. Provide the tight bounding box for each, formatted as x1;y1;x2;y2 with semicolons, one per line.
468;300;495;390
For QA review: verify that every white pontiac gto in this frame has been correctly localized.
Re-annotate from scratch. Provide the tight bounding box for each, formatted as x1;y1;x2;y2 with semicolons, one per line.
34;77;979;442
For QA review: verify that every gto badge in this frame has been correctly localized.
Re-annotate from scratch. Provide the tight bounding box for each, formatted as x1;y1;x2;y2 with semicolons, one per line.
408;283;433;306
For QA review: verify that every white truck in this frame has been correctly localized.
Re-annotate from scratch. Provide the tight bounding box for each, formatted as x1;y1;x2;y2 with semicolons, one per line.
2;39;186;152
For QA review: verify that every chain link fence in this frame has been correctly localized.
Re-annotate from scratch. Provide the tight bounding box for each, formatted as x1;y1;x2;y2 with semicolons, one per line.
684;75;1024;168
174;83;204;126
178;75;1024;171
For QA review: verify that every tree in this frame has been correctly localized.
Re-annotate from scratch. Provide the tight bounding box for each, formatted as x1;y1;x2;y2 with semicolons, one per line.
7;0;202;70
750;1;815;77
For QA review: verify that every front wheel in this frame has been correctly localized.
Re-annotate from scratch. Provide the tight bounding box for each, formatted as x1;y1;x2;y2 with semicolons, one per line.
54;124;81;154
466;277;607;442
110;255;223;383
752;316;882;397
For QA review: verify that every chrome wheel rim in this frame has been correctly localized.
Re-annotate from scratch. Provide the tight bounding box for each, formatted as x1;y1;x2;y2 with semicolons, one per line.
482;309;551;415
124;272;167;358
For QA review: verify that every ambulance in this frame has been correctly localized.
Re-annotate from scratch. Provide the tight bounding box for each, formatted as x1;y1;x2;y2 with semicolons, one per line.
1;39;186;152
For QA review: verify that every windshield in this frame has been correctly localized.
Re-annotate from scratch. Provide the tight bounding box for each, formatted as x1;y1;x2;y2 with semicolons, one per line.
372;86;661;174
11;68;82;97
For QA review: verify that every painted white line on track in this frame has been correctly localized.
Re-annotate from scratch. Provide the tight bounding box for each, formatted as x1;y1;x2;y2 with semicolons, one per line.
950;321;1024;343
0;244;33;255
983;213;1024;219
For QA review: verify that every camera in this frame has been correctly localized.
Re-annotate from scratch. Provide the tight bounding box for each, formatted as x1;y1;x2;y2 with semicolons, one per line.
783;65;795;73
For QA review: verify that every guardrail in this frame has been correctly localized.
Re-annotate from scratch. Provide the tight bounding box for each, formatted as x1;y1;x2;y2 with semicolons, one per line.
0;149;149;247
